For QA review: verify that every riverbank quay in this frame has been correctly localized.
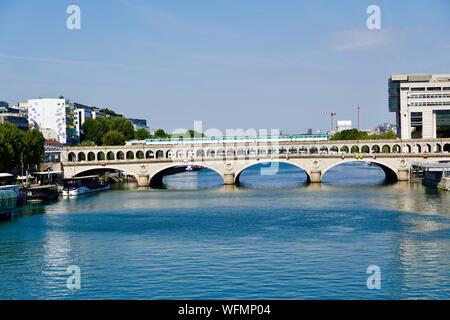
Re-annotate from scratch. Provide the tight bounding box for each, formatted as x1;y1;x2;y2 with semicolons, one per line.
412;162;450;191
0;189;16;221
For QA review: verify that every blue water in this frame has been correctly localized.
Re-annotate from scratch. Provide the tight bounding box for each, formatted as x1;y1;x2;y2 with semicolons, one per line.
1;163;450;299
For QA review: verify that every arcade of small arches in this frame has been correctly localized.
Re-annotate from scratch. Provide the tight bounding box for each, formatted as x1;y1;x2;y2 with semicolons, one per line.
66;142;450;163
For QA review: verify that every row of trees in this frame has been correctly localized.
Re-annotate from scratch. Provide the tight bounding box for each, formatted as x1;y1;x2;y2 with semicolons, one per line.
80;117;204;146
0;122;45;172
81;117;139;146
331;129;396;141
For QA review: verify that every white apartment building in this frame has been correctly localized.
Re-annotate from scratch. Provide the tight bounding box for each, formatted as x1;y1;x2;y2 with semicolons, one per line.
27;98;78;145
389;74;450;139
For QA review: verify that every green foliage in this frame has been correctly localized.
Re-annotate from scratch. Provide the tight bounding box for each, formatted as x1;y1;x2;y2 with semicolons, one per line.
81;118;110;145
22;129;45;166
134;128;151;140
0;134;14;172
0;121;25;164
172;129;204;139
331;129;369;141
331;129;397;141
99;108;120;117
153;129;170;139
80;117;135;145
0;122;45;172
110;117;135;141
102;130;126;146
80;140;96;146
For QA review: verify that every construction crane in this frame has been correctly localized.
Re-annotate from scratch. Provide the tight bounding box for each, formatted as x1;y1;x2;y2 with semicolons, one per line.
322;112;337;133
356;104;361;130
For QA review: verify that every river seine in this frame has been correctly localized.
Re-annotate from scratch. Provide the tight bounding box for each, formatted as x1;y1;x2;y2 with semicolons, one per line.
1;163;450;299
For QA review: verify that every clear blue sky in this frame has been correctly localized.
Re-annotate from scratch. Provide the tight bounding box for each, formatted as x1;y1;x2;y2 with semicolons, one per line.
1;0;449;133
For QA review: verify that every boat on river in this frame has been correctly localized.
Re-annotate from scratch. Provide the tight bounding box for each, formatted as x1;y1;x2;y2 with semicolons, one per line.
62;175;110;197
25;185;59;203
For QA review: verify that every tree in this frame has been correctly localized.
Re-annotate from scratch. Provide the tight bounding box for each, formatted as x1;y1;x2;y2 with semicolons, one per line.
110;117;135;141
99;108;120;117
153;129;170;139
81;118;110;145
80;140;96;146
22;129;45;166
331;129;369;141
0;121;25;165
172;129;204;139
135;128;150;140
0;134;14;172
332;129;397;141
102;130;126;146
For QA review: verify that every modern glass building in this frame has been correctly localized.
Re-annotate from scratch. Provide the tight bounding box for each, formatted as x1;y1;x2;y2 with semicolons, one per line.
389;74;450;139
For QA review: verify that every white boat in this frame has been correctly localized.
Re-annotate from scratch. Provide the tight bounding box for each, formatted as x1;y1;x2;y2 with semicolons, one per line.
62;175;110;197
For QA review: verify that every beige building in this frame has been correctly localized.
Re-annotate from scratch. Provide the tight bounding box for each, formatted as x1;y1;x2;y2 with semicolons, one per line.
389;74;450;139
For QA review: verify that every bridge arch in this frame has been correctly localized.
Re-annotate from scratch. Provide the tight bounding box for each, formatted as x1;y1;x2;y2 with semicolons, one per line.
88;152;96;161
322;159;399;182
148;164;224;188
234;160;311;185
423;144;431;153
136;150;144;159
299;146;308;154
78;152;86;161
187;149;195;158
217;149;226;157
361;145;370;153
392;144;401;153
72;166;140;181
340;146;349;153
197;149;205;158
68;152;76;162
175;149;183;158
330;146;339;153
97;151;105;161
207;149;216;157
319;146;328;154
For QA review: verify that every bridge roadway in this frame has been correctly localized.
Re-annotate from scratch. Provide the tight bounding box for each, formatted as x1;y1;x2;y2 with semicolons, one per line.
62;138;450;187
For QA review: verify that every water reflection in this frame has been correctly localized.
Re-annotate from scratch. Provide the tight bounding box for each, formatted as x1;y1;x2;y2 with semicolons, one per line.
2;162;450;299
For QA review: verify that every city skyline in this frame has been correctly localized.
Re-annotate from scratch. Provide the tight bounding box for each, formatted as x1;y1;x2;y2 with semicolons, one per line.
1;0;450;132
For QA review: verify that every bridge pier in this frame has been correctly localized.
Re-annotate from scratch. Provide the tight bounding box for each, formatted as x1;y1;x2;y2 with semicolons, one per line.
137;174;150;187
397;169;410;181
309;170;322;183
223;173;235;185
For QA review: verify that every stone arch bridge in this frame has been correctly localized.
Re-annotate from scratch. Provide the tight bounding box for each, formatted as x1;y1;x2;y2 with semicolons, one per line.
62;138;450;187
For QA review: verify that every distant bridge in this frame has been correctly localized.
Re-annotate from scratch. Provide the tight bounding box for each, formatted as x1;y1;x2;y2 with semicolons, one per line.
62;138;450;187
